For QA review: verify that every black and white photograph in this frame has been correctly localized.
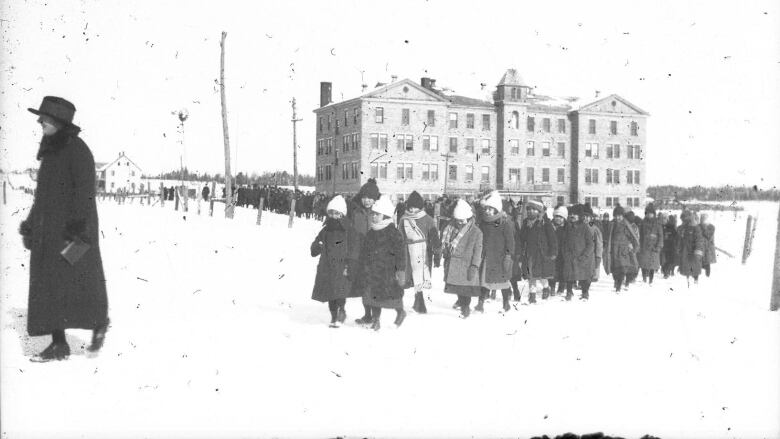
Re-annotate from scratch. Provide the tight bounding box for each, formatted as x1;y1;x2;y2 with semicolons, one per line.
1;1;779;438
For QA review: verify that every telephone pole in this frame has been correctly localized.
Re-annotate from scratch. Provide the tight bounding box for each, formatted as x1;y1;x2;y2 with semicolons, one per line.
291;98;301;193
441;152;454;195
220;31;234;218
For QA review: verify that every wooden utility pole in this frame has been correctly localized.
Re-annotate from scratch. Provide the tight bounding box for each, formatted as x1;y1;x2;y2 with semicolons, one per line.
291;98;301;193
220;31;234;219
770;203;780;311
441;152;454;195
742;215;756;264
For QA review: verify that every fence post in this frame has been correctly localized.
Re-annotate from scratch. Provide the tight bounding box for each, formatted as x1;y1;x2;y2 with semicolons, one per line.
742;215;754;264
256;197;264;225
770;203;780;311
159;183;165;208
147;185;151;206
288;198;296;228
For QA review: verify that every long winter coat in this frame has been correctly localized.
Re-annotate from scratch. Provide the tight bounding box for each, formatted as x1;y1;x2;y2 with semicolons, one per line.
561;222;595;282
700;223;717;265
310;218;360;302
677;224;704;277
553;223;566;281
442;221;483;287
637;218;664;270
353;224;406;308
588;223;604;281
22;128;108;336
518;215;558;280
662;222;679;267
348;201;373;238
604;219;640;275
399;214;441;289
479;214;514;288
511;216;524;281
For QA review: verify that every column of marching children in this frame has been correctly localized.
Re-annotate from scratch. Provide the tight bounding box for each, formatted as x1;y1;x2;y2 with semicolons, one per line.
309;178;717;331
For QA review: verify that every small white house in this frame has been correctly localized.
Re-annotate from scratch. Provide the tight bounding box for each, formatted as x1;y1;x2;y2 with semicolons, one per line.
96;152;143;193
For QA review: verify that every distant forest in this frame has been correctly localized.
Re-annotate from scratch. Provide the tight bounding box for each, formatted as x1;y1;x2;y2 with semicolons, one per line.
648;185;780;202
145;169;315;187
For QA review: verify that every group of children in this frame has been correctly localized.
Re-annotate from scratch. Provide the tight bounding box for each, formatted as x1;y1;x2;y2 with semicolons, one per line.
309;179;717;330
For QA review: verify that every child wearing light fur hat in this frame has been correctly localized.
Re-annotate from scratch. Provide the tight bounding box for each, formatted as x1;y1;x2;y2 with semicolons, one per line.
310;195;360;327
477;191;515;312
442;199;484;318
352;195;407;330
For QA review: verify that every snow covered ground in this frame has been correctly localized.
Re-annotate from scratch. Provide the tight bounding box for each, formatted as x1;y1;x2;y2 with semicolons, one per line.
1;187;778;439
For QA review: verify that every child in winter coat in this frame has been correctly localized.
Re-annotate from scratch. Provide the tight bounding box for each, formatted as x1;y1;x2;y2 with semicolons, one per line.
310;196;360;327
583;203;603;284
518;200;558;304
548;205;568;298
399;191;442;314
638;203;664;285
353;195;407;331
604;205;640;293
561;204;595;300
677;210;704;284
662;215;679;278
477;191;515;312
442;199;484;318
349;179;381;325
699;213;716;277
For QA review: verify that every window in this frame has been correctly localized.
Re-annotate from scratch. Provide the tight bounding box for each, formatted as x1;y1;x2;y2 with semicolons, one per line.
379;134;388;150
585;169;592;184
405;135;414;151
610;120;618;135
526;167;535;183
480;166;490;183
631;121;638;136
557;168;565;184
396;135;412;152
325;165;332;181
606;197;613;207
317;139;322;155
449;112;458;129
557;142;565;157
427;110;435;126
511;111;519;129
375;107;384;123
379;163;387;179
634;197;640;206
430;164;439;181
510;87;517;99
558;118;566;133
405;164;413;180
344;110;349;127
592;169;599;184
606;144;615;159
527;116;535;132
526;141;535;156
449;137;458;153
465;165;474;182
370;134;379;149
481;139;491;154
557;196;565;205
370;163;378;178
110;170;115;176
111;182;115;189
508;168;521;183
627;197;634;208
627;144;634;159
318;117;323;132
466;138;475;153
509;139;519;155
543;118;551;133
342;135;348;152
542;168;550;183
634;170;640;185
430;136;439;152
588;119;596;134
627;170;634;184
482;114;490;130
354;108;359;125
327;114;332;130
613;144;620;158
606;169;613;184
422;136;430;151
542;142;550;157
353;133;360;150
448;165;458;181
466;113;475;129
342;163;348;179
396;163;404;180
614;170;620;184
401;108;410;125
422;164;430;181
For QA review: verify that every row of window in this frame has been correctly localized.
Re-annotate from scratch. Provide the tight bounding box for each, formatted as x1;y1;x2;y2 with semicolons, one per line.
507;167;566;185
587;119;639;136
105;170;136;177
584;143;642;160
318;108;361;132
371;107;493;130
367;162;492;183
584;169;641;185
522;115;567;133
582;196;642;208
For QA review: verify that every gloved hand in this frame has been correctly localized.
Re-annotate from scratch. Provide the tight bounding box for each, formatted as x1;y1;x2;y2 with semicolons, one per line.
63;219;89;244
467;265;478;282
310;240;323;257
395;270;406;287
503;255;513;275
19;220;32;250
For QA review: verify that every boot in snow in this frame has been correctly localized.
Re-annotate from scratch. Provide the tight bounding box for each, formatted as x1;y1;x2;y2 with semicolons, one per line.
414;292;427;314
475;296;485;313
452;298;462;310
394;309;407;327
512;288;521;302
355;306;372;325
460;305;471;319
565;292;573;301
501;290;511;312
31;341;70;363
541;288;550;300
529;292;537;304
337;306;347;324
370;307;381;331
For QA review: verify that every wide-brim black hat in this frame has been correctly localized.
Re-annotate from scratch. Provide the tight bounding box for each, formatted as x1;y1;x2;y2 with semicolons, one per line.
28;96;80;129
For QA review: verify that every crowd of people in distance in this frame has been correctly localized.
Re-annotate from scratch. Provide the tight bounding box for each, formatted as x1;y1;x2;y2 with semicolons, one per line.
308;179;718;330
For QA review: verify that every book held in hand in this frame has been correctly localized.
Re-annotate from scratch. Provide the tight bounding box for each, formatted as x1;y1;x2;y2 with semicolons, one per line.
61;238;90;265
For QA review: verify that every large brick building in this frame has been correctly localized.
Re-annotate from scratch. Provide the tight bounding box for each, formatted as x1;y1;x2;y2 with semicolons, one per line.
313;69;648;208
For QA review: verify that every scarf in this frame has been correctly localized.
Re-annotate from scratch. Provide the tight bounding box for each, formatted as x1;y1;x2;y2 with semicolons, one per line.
323;217;345;232
442;218;473;258
401;209;427;221
402;212;430;289
370;217;393;231
36;126;81;160
481;210;502;224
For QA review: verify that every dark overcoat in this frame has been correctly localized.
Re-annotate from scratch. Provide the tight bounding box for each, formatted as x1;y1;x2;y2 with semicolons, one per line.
588;223;604;281
310;218;360;301
518;216;558;280
662;223;679;267
677;224;704;277
22;129;108;336
511;217;524;280
479;214;514;285
700;224;717;265
399;214;442;289
553;223;566;280
353;224;406;308
603;219;640;275
562;222;595;282
637;218;664;270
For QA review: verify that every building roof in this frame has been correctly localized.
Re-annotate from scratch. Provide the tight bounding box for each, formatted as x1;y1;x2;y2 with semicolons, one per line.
526;94;578;112
95;162;109;171
497;69;528;87
96;152;142;172
576;93;650;116
442;94;494;108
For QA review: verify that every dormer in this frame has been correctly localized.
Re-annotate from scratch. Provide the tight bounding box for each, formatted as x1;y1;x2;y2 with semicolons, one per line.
496;68;530;103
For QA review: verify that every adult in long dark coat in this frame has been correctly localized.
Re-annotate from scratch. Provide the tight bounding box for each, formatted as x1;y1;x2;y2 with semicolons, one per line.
662;215;679;278
518;200;558;304
19;97;109;362
699;213;716;278
677;210;704;282
637;203;664;284
603;205;640;293
561;205;595;300
509;208;524;301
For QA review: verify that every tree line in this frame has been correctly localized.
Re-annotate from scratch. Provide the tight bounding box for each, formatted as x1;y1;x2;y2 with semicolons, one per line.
145;168;315;187
648;185;780;202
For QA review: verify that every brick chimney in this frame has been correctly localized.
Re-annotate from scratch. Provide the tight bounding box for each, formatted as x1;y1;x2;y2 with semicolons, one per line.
320;82;332;107
421;77;436;90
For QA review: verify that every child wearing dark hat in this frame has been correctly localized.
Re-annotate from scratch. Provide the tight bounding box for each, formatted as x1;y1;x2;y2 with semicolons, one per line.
638;203;664;285
399;191;442;314
561;204;595;300
603;205;640;293
349;178;381;325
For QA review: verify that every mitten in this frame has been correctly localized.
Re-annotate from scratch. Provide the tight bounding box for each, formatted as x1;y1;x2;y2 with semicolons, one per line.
395;270;406;287
63;219;89;243
19;220;32;236
502;255;513;274
467;265;478;281
310;240;323;257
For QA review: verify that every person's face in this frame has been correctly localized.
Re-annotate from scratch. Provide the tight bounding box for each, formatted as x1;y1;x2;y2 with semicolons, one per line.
568;214;579;223
614;214;623;222
456;218;468;226
327;210;344;220
406;207;421;215
361;197;375;209
484;206;498;216
553;216;565;226
646;212;656;220
526;207;539;219
38;115;59;136
371;211;384;224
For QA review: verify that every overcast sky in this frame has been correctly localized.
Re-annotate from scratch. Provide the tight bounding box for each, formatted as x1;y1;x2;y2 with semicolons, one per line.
1;0;778;188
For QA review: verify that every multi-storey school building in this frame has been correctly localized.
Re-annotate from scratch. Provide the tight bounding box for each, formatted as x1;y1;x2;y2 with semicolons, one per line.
313;69;648;208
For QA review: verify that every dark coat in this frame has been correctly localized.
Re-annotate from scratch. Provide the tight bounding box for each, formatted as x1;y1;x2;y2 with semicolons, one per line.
562;221;595;282
348;201;372;238
662;223;679;267
479;214;515;285
553;223;566;280
310;218;360;302
677;224;704;277
603;219;640;275
518;215;558;280
353;224;406;308
399;214;442;289
442;220;483;287
637;218;664;270
588;223;604;281
511;217;524;280
700;223;717;265
22;129;108;336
